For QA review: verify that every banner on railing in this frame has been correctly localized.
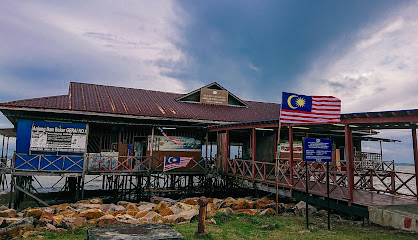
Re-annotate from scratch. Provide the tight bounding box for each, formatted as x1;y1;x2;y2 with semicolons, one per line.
87;152;119;171
148;136;201;151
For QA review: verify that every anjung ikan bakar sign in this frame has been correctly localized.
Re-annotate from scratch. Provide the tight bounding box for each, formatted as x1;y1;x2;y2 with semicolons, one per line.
30;125;87;153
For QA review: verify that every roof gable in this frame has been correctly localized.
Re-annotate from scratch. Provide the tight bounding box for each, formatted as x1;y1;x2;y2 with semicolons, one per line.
176;82;248;107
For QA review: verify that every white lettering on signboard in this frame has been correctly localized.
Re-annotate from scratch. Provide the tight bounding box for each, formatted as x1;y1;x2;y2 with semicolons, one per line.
304;138;332;162
200;88;228;105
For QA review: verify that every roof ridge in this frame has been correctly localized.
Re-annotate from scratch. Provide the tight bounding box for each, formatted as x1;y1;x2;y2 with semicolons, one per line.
69;82;280;104
70;82;186;95
244;100;280;104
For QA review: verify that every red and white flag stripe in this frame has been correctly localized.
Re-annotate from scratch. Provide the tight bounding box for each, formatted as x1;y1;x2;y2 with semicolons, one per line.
280;96;341;124
163;157;193;171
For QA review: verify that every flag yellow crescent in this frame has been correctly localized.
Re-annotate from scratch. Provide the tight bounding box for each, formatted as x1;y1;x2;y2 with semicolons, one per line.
287;95;297;109
167;157;176;163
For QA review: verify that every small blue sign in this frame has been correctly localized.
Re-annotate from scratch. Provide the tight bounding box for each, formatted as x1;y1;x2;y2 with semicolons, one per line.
304;138;332;162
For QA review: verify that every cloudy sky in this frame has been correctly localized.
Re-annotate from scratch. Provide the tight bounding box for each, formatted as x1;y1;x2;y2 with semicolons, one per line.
0;0;417;163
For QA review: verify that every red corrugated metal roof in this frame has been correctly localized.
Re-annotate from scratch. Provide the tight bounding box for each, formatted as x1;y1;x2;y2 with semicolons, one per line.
0;82;281;123
1;95;69;110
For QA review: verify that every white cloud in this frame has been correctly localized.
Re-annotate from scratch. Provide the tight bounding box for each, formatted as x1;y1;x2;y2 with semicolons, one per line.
248;62;260;72
0;1;193;154
297;2;418;113
0;0;190;100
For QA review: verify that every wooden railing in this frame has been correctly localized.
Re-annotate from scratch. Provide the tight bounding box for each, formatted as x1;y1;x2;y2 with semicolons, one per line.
0;157;12;169
86;155;150;173
86;155;206;173
222;157;416;200
14;153;84;172
352;167;416;198
12;154;206;174
226;158;276;183
354;151;382;161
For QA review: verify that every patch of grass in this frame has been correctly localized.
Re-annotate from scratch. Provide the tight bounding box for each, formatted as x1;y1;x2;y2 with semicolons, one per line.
174;214;418;240
20;214;418;240
24;227;88;240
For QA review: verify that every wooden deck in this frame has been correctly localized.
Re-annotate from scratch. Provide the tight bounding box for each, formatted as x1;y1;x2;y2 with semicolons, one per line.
226;173;418;207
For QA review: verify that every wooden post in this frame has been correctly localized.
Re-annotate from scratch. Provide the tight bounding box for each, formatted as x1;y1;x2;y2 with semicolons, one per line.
274;131;277;160
252;128;256;180
81;123;89;200
205;132;209;171
147;127;154;200
210;141;213;159
149;127;155;171
1;135;4;159
225;130;229;173
197;196;209;234
289;126;294;195
8;174;14;208
412;127;418;199
345;124;354;204
5;137;9;159
305;131;309;191
379;140;383;160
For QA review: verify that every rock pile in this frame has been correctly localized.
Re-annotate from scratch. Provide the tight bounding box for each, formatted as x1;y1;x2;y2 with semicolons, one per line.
0;196;308;238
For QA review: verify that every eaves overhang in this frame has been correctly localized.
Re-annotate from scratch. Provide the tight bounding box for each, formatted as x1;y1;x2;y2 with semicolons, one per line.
0;106;232;126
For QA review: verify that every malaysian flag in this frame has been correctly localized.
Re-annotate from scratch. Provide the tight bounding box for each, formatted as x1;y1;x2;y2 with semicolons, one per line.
279;92;341;124
163;156;193;171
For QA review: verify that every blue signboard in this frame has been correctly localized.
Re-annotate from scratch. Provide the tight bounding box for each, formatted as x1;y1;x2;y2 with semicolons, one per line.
304;138;332;162
15;119;87;172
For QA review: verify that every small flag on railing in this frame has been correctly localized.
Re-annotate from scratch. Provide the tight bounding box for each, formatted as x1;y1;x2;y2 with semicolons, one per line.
163;156;193;171
280;92;341;124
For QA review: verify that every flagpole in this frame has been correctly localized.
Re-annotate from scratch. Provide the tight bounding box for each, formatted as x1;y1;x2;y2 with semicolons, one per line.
276;121;282;217
163;157;166;172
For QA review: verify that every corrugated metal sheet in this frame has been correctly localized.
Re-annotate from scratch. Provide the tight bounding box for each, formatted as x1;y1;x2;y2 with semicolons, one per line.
0;95;69;110
0;82;281;123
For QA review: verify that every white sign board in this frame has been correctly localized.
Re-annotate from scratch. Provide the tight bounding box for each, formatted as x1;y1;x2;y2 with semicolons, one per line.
30;126;87;153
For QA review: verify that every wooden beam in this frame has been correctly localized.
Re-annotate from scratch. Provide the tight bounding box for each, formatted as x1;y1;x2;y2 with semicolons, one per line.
14;185;49;207
341;115;418;124
345;124;354;204
412;127;418;199
393;112;401;117
209;122;280;132
0;106;228;125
